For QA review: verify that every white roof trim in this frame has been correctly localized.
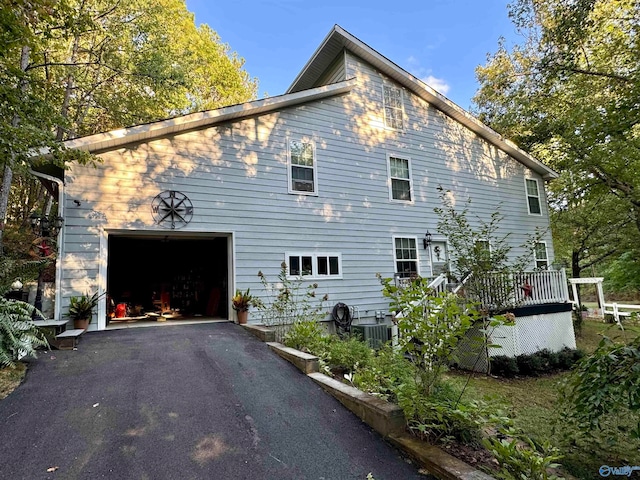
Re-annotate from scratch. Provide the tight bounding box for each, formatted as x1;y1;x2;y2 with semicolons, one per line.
288;25;557;180
61;79;356;153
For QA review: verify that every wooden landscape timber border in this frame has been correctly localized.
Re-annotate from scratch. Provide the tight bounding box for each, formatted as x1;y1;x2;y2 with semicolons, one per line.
242;324;495;480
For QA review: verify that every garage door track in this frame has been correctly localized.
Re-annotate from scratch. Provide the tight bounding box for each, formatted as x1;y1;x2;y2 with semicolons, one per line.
0;322;428;479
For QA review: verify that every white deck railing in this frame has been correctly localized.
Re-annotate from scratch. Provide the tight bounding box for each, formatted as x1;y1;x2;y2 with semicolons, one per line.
467;269;570;309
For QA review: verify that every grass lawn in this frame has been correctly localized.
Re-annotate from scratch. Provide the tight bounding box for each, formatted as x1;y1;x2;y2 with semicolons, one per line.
0;362;27;400
448;319;640;479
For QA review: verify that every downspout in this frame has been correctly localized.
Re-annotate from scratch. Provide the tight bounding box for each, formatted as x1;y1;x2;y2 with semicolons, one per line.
30;169;64;320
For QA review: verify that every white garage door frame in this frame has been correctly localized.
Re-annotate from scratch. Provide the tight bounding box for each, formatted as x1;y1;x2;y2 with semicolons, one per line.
97;228;236;331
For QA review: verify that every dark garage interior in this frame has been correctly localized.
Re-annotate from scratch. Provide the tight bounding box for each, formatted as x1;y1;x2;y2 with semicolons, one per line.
107;235;228;322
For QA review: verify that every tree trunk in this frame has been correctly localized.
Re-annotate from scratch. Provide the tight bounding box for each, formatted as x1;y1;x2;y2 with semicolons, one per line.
0;166;13;256
0;45;31;255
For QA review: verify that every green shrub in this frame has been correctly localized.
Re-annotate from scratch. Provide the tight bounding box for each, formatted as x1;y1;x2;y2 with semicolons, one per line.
325;335;373;375
408;384;510;446
353;343;415;402
517;353;546;376
490;355;519;377
283;319;329;354
490;349;585;378
537;349;560;369
484;430;564;480
557;347;584;369
561;336;640;432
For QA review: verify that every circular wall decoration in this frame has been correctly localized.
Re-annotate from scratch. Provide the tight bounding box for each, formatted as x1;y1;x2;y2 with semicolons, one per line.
151;190;193;229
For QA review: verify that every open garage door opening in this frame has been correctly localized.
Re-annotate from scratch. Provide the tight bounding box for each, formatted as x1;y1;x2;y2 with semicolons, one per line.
107;234;229;326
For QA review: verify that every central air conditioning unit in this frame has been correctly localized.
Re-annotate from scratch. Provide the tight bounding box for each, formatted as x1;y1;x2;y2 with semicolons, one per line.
351;324;390;349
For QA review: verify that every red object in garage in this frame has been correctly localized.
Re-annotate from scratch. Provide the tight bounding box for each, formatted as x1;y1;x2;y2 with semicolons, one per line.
115;303;127;318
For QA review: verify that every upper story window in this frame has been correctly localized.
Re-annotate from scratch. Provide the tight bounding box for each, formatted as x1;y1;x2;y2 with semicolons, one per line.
394;237;419;278
383;85;404;130
534;242;549;269
286;252;342;279
525;178;542;215
289;139;317;194
388;155;413;202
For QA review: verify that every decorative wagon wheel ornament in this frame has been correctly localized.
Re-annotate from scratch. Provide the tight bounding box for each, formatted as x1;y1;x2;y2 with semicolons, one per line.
151;190;193;229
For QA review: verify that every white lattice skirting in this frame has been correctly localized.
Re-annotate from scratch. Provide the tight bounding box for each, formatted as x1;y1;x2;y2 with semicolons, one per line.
489;311;576;358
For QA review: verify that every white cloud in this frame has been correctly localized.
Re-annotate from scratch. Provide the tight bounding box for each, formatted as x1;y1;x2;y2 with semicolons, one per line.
406;56;450;95
421;75;450;95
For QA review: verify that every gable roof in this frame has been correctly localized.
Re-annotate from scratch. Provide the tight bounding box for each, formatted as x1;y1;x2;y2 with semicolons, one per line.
60;80;355;154
289;25;557;180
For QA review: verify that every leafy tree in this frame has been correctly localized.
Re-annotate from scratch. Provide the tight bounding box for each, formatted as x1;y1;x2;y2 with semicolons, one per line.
0;0;258;252
603;251;640;294
474;0;640;284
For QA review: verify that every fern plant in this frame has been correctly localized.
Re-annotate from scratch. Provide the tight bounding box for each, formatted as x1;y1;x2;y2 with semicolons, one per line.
0;298;48;367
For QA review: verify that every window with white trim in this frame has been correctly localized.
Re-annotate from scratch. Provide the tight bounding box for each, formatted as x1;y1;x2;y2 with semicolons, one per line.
286;253;342;278
383;85;404;130
525;178;542;215
289;139;317;194
388;155;413;202
394;237;419;278
534;242;549;269
475;240;491;269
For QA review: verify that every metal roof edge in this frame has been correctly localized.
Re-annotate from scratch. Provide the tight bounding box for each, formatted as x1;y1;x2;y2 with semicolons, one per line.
62;79;356;154
286;25;342;94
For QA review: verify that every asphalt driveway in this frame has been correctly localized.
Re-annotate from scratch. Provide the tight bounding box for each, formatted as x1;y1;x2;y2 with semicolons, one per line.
0;322;429;480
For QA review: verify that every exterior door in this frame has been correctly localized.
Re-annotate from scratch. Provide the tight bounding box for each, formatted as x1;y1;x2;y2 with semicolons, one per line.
430;241;449;276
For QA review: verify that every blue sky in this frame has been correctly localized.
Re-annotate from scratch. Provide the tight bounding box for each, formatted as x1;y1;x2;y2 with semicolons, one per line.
185;0;521;110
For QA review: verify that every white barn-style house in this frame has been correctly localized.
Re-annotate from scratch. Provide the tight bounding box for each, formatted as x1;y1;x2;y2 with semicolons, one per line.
36;25;575;354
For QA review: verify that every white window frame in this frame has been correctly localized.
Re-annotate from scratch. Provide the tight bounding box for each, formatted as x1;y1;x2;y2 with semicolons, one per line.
387;154;413;203
392;236;420;278
534;242;549;269
288;138;318;195
474;239;492;270
474;239;491;253
382;85;405;130
285;252;342;279
525;177;542;215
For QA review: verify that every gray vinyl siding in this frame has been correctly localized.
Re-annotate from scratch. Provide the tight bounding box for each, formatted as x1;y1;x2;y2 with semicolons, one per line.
60;50;553;328
313;51;346;87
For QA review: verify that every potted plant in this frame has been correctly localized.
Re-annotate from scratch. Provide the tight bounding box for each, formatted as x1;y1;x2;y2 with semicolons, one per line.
232;288;254;325
67;292;101;330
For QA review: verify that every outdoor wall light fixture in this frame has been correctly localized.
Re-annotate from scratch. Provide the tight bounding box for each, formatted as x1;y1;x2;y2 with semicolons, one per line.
423;231;432;250
30;213;64;238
